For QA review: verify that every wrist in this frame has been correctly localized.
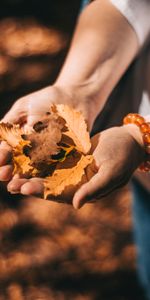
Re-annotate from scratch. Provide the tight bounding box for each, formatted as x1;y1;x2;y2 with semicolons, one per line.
53;82;103;130
123;124;146;165
123;124;144;148
123;114;150;171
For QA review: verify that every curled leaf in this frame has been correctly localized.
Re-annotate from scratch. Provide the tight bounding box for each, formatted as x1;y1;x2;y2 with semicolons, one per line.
56;104;91;154
0;105;94;199
13;153;38;176
0;122;37;176
44;155;93;199
0;123;29;148
27;114;64;167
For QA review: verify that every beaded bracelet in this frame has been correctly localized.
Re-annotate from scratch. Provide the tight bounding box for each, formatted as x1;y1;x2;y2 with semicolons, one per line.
123;113;150;172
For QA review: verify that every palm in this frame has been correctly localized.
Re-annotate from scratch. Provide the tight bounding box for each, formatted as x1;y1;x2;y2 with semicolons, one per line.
0;85;72;190
0;89;145;208
7;126;144;206
72;126;145;208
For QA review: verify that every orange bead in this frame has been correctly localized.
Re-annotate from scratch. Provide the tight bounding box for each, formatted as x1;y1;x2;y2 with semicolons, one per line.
140;122;150;133
134;115;145;126
124;113;150;172
144;166;150;172
123;114;134;124
143;133;150;144
123;113;144;126
139;161;150;172
147;122;150;130
144;161;150;171
139;163;147;172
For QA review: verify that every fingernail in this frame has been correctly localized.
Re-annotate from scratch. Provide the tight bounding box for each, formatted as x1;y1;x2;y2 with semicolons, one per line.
13;174;20;179
7;185;20;194
9;190;20;194
74;201;85;210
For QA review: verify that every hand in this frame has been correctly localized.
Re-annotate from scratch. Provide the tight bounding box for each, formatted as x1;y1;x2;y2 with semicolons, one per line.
2;85;71;127
0;84;92;188
0;86;60;183
6;125;145;206
73;125;145;209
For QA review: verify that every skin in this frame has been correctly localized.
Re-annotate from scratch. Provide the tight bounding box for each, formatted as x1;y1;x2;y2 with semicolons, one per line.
0;0;147;208
73;125;146;209
1;0;138;129
0;123;147;209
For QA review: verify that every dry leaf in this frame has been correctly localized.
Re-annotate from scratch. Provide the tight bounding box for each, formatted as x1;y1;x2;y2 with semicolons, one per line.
0;123;28;148
0;105;94;199
56;104;91;154
27;114;64;167
0;122;37;176
44;155;93;199
13;153;38;176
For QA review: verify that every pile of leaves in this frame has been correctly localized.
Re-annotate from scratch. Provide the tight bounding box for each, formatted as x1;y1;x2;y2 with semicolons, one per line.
0;105;94;200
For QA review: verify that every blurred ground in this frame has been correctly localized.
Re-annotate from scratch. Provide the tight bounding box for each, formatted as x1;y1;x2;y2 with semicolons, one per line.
0;1;146;299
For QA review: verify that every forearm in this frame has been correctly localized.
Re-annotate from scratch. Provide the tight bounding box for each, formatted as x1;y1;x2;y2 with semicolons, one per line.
55;0;139;127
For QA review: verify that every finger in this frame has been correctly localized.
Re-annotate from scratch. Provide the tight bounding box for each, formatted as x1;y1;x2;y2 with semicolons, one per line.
20;178;44;196
27;114;49;128
0;165;13;181
7;178;29;194
0;141;12;150
73;161;115;209
0;142;12;166
0;149;12;166
1;100;28;124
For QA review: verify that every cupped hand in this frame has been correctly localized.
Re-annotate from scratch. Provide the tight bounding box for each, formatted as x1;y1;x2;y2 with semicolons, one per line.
6;125;145;206
1;85;70;127
0;84;93;191
73;125;146;208
0;85;79;184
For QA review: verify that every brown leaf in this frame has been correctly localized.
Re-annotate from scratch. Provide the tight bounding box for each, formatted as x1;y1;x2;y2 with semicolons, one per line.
0;106;94;194
44;155;93;199
56;105;91;154
28;115;64;165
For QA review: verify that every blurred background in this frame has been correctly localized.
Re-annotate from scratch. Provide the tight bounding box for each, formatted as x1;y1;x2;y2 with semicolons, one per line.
0;1;146;299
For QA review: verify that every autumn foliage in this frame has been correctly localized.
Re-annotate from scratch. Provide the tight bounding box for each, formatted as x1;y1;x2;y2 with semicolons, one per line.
0;105;94;201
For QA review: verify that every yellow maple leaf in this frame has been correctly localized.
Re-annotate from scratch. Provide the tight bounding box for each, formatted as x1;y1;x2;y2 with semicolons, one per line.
0;123;29;148
0;105;94;198
13;153;38;176
0;122;38;176
44;155;93;199
55;105;91;154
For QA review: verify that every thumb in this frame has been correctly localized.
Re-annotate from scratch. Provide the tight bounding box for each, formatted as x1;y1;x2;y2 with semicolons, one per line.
73;161;115;209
